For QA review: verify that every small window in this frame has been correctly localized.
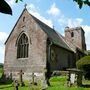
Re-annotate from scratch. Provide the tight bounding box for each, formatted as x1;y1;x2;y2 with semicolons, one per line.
23;17;25;22
17;33;29;58
71;32;74;37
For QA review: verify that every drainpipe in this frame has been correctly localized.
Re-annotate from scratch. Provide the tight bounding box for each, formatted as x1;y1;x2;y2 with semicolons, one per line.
47;41;53;74
48;41;53;62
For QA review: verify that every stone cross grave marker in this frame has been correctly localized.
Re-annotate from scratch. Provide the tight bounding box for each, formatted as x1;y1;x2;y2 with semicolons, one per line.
18;70;24;86
30;72;36;85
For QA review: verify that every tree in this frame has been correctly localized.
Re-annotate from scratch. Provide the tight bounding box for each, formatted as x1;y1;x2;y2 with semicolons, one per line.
74;0;90;9
0;0;22;15
0;0;90;15
76;56;90;79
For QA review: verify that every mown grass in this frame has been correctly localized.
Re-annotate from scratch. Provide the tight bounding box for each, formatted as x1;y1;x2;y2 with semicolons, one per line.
47;76;90;90
0;76;90;90
0;67;90;90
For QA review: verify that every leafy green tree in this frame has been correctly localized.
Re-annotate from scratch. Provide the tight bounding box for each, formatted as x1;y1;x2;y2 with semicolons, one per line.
0;0;22;15
74;0;90;9
0;0;90;15
76;56;90;79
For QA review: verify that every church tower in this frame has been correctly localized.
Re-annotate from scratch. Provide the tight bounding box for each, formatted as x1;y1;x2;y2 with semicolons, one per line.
65;27;86;50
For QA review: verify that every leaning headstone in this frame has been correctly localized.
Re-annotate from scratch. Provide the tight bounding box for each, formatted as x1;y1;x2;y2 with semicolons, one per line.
0;72;7;83
14;80;19;90
30;72;37;85
70;73;75;84
18;70;25;86
67;68;83;87
10;72;12;79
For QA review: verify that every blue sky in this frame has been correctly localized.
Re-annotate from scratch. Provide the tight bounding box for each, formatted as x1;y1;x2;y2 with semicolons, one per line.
0;0;90;63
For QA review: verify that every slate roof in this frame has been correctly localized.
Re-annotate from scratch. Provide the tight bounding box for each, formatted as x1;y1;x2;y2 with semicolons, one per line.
30;14;73;52
56;32;76;53
5;8;73;52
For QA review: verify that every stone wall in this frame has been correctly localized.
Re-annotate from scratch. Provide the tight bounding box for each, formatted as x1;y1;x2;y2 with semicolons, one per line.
65;27;86;50
4;9;47;80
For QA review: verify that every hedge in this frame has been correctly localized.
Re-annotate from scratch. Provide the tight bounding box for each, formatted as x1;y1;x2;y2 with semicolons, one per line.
76;56;90;69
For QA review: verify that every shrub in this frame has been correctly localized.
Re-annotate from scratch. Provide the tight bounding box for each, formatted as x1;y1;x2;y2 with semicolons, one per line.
76;56;90;79
76;56;90;69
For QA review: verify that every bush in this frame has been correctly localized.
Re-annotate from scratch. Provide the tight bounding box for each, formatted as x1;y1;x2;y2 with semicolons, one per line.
76;56;90;80
76;56;90;69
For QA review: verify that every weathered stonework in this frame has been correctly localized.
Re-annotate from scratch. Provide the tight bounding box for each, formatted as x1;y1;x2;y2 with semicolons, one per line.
4;9;47;80
65;27;86;50
4;9;86;81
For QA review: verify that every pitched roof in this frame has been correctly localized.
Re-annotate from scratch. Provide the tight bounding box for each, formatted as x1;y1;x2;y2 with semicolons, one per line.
56;32;76;53
5;8;73;52
30;14;72;51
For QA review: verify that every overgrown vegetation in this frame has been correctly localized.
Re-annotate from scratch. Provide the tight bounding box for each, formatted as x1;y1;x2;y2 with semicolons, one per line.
0;64;90;89
76;56;90;69
0;75;90;90
76;56;90;79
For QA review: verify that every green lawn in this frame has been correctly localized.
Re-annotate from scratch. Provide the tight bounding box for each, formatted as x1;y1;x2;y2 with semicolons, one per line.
0;76;90;90
0;67;90;90
47;76;90;90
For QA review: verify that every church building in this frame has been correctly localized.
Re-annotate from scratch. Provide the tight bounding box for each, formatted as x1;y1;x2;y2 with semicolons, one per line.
4;8;86;80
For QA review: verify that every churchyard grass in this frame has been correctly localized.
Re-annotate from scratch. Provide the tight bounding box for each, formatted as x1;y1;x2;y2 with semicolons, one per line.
0;76;90;90
47;76;90;90
0;68;90;90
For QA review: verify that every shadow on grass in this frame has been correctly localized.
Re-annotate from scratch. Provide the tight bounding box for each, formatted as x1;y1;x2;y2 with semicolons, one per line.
81;84;90;88
0;85;12;89
0;79;13;85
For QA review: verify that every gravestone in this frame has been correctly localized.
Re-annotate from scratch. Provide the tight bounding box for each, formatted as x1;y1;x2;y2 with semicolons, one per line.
18;70;25;86
30;72;37;85
14;80;19;90
9;72;12;80
70;73;75;84
67;68;83;86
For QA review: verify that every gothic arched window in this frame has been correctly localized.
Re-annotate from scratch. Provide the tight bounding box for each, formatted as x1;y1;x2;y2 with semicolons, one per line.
17;33;29;58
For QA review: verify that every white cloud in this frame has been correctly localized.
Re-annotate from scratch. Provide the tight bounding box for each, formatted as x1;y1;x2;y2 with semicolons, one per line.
58;12;90;50
0;32;8;63
6;0;15;6
27;4;53;28
59;17;90;50
47;3;60;16
0;32;8;44
59;16;83;28
82;25;90;50
67;18;83;28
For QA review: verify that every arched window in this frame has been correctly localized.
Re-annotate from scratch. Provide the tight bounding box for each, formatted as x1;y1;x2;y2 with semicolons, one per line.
17;33;29;58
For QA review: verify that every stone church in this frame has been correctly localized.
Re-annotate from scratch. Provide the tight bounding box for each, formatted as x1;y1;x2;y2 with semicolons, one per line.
4;8;86;80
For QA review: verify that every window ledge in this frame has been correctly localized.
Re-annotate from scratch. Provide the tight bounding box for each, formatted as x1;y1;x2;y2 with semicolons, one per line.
17;58;28;60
